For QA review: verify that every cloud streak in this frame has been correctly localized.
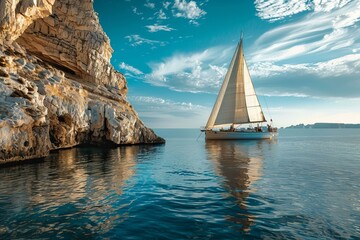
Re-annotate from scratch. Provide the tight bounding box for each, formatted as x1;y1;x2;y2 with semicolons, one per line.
254;0;353;22
129;96;210;128
131;96;207;111
250;54;360;98
145;45;234;93
142;45;360;98
146;24;175;32
125;34;167;47
250;54;360;79
251;0;360;62
254;0;310;22
119;62;144;76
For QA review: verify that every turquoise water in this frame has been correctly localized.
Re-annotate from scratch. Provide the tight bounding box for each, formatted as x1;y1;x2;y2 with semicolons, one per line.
0;129;359;239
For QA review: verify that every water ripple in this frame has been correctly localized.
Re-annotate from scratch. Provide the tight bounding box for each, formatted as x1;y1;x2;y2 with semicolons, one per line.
0;129;359;239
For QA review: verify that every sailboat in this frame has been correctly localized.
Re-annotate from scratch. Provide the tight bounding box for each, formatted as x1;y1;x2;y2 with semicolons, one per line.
202;37;277;140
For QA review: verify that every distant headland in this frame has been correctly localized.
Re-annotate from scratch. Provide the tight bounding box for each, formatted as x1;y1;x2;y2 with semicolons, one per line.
285;123;360;129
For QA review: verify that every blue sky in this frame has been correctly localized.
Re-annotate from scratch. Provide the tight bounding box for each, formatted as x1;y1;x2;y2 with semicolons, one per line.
94;0;360;128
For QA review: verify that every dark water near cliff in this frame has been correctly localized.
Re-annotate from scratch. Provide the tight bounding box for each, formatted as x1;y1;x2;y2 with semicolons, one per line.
0;129;359;239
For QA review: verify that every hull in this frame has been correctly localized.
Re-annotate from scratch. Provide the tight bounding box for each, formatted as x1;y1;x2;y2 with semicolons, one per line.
205;130;277;140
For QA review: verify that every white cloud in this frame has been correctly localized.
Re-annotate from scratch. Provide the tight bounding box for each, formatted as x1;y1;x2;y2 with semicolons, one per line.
145;45;234;93
132;7;143;15
125;34;167;47
254;0;353;22
163;1;171;9
249;54;360;98
129;96;210;128
250;62;308;79
262;92;310;98
251;1;360;62
172;0;206;21
251;54;360;78
155;9;168;19
331;4;360;29
209;64;228;79
144;1;155;9
188;19;200;26
142;41;360;98
314;54;360;77
131;96;206;111
119;62;143;76
313;0;352;12
254;0;310;22
146;24;175;33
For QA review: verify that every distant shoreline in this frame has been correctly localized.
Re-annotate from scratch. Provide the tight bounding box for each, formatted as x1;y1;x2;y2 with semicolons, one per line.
284;123;360;129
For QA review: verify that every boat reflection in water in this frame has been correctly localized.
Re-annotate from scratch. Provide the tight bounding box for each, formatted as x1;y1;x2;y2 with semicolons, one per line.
205;140;270;232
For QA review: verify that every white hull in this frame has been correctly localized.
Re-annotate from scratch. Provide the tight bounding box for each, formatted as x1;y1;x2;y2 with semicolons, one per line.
205;130;277;140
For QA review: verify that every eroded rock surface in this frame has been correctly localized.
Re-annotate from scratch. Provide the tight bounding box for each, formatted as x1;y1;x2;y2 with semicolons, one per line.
0;0;55;45
0;0;164;164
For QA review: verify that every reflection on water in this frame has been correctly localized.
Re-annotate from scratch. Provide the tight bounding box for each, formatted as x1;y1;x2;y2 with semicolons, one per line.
1;128;359;239
205;140;272;231
0;145;160;238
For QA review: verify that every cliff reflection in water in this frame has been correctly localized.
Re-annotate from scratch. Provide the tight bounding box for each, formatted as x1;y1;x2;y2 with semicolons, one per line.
0;145;160;236
30;146;139;205
205;140;269;231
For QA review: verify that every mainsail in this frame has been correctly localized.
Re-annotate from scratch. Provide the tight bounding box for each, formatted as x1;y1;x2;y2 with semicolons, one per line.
206;39;265;129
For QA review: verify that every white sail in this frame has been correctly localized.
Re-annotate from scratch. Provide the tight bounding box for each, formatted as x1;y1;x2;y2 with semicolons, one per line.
243;58;265;122
206;40;265;129
205;42;240;128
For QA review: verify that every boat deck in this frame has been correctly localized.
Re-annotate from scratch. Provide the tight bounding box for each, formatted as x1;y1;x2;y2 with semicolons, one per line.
205;130;277;140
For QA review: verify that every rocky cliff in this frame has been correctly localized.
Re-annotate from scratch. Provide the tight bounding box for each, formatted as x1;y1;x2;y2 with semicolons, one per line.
0;0;164;164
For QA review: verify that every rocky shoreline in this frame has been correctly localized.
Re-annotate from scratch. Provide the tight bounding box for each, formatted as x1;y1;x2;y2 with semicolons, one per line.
0;0;164;164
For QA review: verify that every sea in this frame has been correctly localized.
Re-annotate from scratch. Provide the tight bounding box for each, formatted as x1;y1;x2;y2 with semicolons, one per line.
0;128;359;239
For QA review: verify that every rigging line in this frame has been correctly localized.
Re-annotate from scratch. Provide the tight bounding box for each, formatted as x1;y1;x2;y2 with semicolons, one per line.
196;131;203;141
263;94;272;121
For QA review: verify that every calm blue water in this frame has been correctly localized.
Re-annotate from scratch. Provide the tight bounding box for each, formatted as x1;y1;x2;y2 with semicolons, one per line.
0;129;359;239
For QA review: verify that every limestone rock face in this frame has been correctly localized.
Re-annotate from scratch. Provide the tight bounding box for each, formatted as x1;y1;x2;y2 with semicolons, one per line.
15;0;125;91
0;0;164;164
0;0;55;45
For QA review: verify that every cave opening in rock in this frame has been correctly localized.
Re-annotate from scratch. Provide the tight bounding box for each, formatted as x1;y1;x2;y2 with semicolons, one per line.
36;54;77;76
14;12;79;78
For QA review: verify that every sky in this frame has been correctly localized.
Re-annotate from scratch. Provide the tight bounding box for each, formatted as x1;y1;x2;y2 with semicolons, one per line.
93;0;360;128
